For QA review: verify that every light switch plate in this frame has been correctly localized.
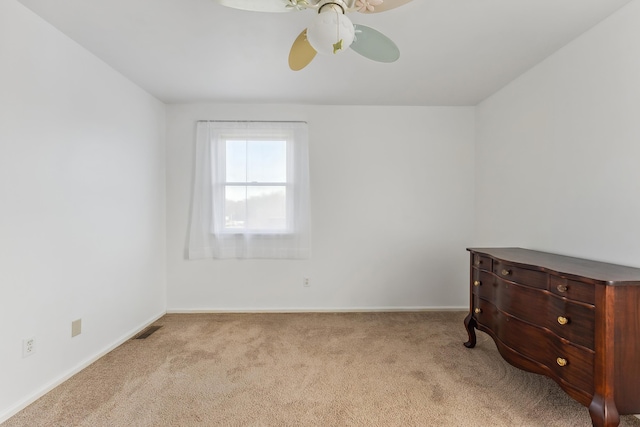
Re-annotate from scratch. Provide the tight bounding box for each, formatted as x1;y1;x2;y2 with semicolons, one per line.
71;319;82;337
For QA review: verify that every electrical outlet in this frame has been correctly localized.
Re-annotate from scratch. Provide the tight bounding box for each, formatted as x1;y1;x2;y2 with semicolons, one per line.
303;277;310;287
22;337;35;358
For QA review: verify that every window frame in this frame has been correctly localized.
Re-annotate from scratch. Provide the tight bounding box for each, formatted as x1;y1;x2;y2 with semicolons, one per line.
215;133;293;236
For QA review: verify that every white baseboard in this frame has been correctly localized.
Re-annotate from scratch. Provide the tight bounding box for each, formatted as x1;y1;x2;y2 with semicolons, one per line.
166;306;468;314
0;311;166;424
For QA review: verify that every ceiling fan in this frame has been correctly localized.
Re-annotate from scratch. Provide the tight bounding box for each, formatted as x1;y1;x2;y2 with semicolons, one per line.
217;0;413;70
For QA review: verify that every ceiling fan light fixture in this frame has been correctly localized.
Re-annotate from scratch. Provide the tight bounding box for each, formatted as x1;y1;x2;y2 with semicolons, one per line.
218;0;413;70
306;7;355;55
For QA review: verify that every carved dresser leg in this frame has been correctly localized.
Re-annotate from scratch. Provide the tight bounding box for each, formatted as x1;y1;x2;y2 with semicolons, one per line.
589;395;620;427
463;313;477;348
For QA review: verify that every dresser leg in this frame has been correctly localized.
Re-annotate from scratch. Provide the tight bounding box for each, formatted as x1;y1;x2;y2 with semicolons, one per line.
589;395;620;427
463;313;477;348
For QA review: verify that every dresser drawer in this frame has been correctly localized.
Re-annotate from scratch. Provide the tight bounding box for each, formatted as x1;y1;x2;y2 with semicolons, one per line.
542;332;594;395
549;276;595;305
546;295;594;350
473;298;594;394
471;269;496;301
483;277;546;322
493;261;547;289
472;254;492;271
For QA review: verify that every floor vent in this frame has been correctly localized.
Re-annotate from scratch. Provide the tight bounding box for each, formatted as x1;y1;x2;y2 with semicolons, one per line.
133;325;162;340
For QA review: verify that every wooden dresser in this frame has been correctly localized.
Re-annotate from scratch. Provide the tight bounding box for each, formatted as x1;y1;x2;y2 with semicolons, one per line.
464;248;640;427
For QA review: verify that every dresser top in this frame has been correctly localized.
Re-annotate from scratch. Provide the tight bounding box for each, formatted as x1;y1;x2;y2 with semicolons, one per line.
467;247;640;285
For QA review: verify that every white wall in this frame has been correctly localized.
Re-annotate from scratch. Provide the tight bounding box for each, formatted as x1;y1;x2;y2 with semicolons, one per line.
0;1;166;421
166;104;475;311
475;0;640;267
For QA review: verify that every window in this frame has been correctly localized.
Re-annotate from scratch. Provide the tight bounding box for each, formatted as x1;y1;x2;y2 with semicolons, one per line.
188;121;310;259
223;137;288;233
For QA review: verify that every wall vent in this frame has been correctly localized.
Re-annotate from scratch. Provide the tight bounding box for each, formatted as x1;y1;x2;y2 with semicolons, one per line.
133;325;162;340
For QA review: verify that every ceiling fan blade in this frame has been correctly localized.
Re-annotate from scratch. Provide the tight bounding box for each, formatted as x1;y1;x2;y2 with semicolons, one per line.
350;25;399;63
217;0;295;13
357;0;413;13
289;29;317;71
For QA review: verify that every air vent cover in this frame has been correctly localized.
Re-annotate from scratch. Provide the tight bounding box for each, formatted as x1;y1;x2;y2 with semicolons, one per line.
133;325;162;340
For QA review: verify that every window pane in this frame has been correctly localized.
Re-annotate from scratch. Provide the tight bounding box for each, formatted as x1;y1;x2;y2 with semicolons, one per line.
247;140;286;183
224;186;246;229
246;186;286;231
226;140;246;182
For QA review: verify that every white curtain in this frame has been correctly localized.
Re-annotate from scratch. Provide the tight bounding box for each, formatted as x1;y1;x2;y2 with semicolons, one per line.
188;121;311;259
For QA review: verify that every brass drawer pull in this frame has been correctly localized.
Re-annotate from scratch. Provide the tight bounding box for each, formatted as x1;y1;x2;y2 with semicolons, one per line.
474;308;482;314
473;280;481;287
501;269;511;276
557;284;568;293
556;357;567;367
557;316;569;325
475;259;482;266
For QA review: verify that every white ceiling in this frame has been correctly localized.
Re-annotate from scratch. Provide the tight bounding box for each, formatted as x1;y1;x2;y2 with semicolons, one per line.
17;0;633;105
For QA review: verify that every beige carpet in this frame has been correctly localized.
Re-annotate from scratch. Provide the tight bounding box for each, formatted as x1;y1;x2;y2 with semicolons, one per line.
5;312;640;426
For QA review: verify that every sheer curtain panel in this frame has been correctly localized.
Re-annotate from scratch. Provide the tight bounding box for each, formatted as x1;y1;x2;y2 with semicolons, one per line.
188;121;311;259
